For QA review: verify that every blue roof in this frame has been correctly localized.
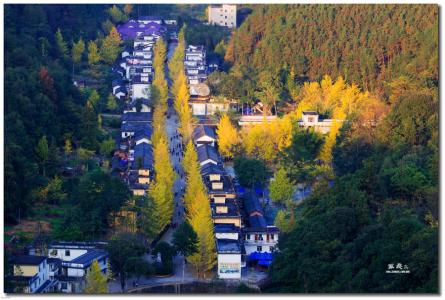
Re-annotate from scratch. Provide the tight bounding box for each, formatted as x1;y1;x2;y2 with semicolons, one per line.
121;122;152;134
249;215;267;228
70;250;108;266
122;112;152;123
133;143;153;169
243;192;263;215
200;163;224;176
197;144;219;165
214;224;239;233
192;125;216;141
134;126;152;141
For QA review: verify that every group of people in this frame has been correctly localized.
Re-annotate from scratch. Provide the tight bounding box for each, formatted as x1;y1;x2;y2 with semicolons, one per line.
169;130;186;179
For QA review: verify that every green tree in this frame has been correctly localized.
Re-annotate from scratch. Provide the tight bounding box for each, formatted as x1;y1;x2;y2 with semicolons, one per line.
172;221;198;256
125;257;151;281
99;137;115;157
107;233;146;291
87;89;100;108
107;5;126;23
88;41;101;66
84;260;108;294
269;168;294;205
55;28;68;58
234;157;270;188
101;27;121;65
35;135;49;176
106;93;118;111
64;138;73;155
72;37;85;65
45;176;67;205
138;194;162;241
74;169;130;238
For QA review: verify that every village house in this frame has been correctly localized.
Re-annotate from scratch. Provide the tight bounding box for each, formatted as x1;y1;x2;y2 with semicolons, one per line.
129;74;151;100
47;242;109;293
197;143;220;166
8;256;54;293
189;83;211;115
216;239;242;279
120;122;152;139
208;4;237;28
240;192;279;268
192;124;216;147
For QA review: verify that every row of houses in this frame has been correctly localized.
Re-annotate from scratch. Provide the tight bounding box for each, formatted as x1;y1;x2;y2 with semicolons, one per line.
184;44;232;117
191;124;279;279
113;16;178;103
6;242;109;294
111;18;176;204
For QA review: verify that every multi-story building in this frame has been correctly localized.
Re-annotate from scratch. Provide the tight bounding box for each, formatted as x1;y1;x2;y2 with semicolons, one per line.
208;4;237;28
240;192;279;268
8;256;54;293
47;242;109;293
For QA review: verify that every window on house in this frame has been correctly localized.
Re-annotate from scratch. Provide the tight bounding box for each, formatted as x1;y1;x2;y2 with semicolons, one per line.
225;16;227;19
50;249;57;256
308;117;314;122
246;234;250;240
61;283;67;290
271;234;275;240
65;250;70;256
257;246;262;252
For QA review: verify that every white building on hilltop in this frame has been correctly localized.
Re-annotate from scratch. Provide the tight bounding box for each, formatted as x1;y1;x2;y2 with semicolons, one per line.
298;111;343;134
208;4;237;28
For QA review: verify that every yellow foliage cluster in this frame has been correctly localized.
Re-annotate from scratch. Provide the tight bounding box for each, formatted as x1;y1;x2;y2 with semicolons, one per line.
182;141;216;276
216;114;240;159
241;116;293;163
148;136;176;231
294;75;381;162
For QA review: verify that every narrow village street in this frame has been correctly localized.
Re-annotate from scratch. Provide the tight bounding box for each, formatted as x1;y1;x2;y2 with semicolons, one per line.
108;40;194;294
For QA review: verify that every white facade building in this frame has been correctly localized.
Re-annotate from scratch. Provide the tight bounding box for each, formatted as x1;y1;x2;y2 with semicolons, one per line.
208;4;237;28
216;239;242;279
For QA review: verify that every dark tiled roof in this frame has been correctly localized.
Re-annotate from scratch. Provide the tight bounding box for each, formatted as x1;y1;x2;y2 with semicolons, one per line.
122;112;152;123
205;174;235;194
121;121;152;133
134;126;152;141
132;143;153;169
192;125;216;141
211;199;241;218
12;255;45;266
248;215;267;228
70;250;107;266
214;224;240;233
197;144;219;165
243;192;264;216
200;163;224;176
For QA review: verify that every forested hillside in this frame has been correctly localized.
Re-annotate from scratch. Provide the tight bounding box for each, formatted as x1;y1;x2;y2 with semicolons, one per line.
218;5;438;293
4;5;111;223
221;4;437;99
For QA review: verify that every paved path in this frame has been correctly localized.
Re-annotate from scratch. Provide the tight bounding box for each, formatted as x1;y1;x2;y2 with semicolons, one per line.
108;41;200;294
